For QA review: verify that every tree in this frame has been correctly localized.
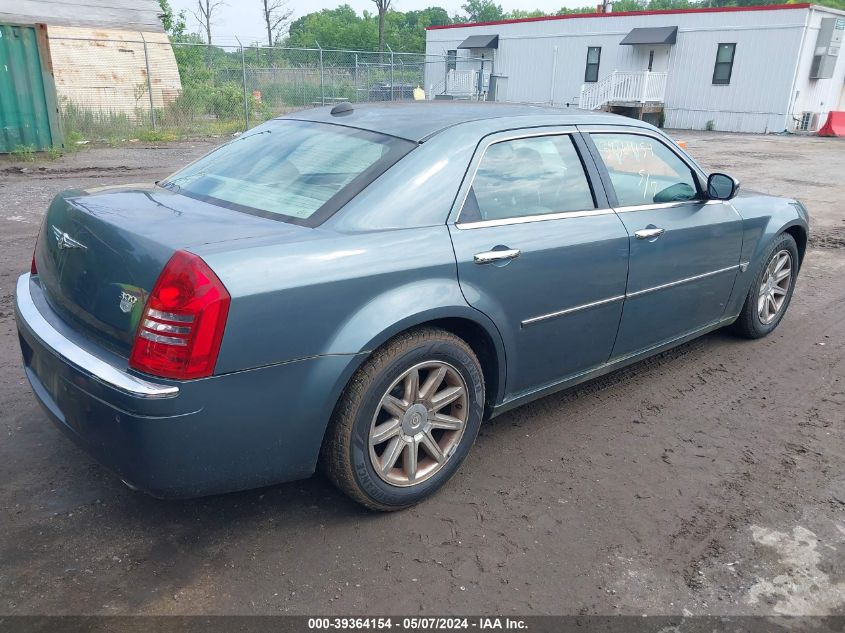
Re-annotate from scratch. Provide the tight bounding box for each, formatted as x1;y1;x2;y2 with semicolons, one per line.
461;0;504;22
286;6;378;50
261;0;294;47
372;0;392;52
191;0;226;45
157;0;187;39
508;9;547;18
284;5;453;52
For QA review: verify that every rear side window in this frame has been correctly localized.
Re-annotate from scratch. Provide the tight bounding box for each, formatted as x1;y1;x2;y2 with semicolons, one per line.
160;120;414;226
591;133;700;207
462;134;596;223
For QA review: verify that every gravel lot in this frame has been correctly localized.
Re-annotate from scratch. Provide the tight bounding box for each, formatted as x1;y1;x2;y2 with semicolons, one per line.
0;131;843;616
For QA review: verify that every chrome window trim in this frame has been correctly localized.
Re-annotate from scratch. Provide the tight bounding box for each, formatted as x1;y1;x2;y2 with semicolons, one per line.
520;264;740;327
521;294;625;328
457;207;614;230
15;274;179;399
453;128;602;227
614;199;723;213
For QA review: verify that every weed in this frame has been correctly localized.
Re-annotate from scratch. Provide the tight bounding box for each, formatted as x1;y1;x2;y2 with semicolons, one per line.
9;145;36;162
137;130;179;143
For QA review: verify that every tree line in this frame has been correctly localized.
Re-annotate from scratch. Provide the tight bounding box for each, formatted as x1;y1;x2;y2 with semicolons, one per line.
159;0;845;54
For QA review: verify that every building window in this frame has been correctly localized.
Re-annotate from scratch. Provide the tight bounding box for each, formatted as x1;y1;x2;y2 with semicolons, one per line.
447;49;457;72
585;47;601;83
712;43;736;85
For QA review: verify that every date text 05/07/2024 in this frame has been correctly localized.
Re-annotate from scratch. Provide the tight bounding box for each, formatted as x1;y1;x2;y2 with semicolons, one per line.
307;617;528;630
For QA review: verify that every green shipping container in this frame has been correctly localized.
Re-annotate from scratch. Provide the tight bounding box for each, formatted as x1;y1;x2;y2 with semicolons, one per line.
0;24;62;153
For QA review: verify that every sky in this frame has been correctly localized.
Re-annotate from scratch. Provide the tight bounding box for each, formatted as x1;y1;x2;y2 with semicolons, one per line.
169;0;597;44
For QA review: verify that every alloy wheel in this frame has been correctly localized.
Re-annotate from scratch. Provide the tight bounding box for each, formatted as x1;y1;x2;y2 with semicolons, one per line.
757;249;792;325
368;361;469;487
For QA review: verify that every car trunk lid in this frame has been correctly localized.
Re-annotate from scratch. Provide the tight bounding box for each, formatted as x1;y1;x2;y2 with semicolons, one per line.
34;184;311;356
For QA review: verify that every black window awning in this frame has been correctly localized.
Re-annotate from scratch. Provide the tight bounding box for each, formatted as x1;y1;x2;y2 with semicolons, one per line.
457;34;499;49
620;26;678;45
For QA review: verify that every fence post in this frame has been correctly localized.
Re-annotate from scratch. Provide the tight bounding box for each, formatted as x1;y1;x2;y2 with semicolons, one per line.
237;37;249;131
141;34;157;130
355;53;359;99
317;41;325;105
387;44;394;101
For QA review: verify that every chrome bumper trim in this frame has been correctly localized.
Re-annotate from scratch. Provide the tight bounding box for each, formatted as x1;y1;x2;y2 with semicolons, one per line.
15;274;179;399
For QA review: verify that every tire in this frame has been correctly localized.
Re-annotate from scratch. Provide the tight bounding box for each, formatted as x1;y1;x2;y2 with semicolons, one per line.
732;233;799;339
321;327;485;511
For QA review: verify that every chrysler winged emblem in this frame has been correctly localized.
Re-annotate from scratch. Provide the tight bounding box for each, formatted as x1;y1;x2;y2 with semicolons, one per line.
51;226;87;251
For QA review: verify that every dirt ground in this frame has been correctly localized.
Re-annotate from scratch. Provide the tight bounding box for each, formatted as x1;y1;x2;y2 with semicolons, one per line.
0;131;843;616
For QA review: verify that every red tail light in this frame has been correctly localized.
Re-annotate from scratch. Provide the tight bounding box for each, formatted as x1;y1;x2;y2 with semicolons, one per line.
129;250;230;380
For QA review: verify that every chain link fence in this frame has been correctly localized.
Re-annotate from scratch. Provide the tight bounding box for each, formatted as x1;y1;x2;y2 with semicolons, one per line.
49;35;489;143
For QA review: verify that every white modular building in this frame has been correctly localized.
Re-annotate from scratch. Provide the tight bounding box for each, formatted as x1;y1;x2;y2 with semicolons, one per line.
424;3;845;133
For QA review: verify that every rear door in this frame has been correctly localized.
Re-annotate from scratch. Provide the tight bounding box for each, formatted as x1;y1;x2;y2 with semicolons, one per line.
582;127;743;358
448;127;630;398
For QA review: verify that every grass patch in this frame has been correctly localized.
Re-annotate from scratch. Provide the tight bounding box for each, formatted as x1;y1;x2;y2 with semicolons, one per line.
137;130;180;142
9;145;36;162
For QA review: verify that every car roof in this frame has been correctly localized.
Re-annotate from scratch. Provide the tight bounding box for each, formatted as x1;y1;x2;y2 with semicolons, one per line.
280;101;638;143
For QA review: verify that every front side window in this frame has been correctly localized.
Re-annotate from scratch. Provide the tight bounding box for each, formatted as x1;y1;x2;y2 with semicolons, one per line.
160;119;414;226
447;49;457;71
461;134;596;223
712;43;736;85
592;133;700;206
585;47;601;83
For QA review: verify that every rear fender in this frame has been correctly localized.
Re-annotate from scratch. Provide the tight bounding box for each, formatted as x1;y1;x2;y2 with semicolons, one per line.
325;280;508;407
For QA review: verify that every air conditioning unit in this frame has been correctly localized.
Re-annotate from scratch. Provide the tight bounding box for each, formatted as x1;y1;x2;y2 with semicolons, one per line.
797;111;820;132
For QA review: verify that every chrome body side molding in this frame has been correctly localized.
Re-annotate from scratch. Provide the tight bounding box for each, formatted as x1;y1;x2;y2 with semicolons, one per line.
521;265;741;327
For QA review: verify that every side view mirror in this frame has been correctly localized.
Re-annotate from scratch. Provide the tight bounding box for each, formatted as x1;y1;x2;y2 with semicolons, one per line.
707;173;740;200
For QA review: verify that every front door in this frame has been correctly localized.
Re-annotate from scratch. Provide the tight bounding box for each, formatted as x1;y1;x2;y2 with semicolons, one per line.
585;129;743;359
448;129;630;397
641;45;670;72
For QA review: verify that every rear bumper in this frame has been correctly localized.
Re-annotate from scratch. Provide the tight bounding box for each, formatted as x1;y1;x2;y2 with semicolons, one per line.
15;273;359;498
15;274;178;399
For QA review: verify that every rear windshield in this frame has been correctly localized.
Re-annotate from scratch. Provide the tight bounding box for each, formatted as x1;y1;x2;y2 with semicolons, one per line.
160;119;414;226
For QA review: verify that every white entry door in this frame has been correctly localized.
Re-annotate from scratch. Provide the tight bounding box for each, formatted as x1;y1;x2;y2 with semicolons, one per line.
637;45;671;72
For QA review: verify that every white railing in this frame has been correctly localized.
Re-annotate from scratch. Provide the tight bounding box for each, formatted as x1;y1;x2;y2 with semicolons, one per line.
431;69;491;97
447;69;477;95
579;71;667;110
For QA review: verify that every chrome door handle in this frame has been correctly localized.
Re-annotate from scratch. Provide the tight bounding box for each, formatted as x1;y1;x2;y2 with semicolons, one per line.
635;227;665;240
474;249;521;264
